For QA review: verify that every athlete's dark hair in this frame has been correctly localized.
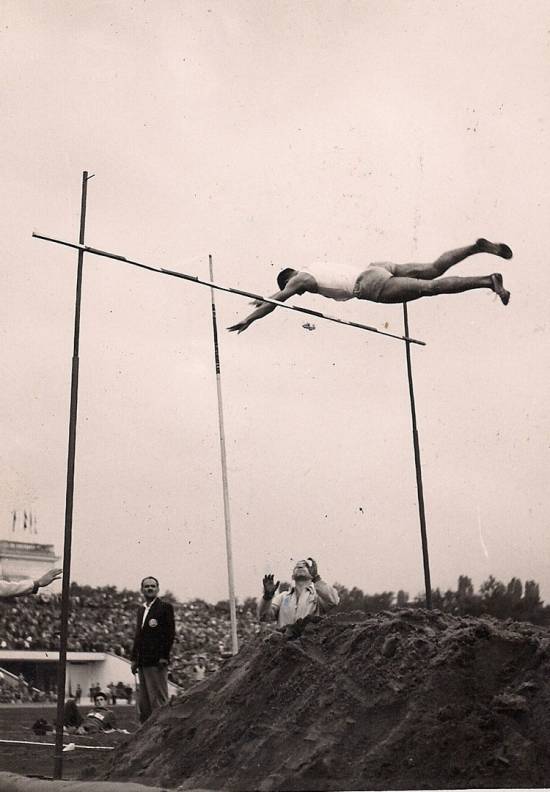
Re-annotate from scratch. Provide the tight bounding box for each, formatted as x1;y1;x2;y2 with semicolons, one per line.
94;691;108;703
277;268;297;291
141;576;159;588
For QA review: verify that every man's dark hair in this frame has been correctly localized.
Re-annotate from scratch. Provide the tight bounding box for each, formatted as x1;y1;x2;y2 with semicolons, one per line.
277;268;297;291
140;576;159;588
93;691;108;703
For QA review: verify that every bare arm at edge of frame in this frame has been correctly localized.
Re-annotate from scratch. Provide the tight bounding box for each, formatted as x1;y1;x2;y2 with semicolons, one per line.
227;273;315;334
0;568;62;598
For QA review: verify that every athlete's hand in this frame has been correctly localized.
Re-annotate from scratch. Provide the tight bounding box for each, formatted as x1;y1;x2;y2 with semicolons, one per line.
262;574;280;601
307;558;320;582
227;320;250;334
158;658;169;668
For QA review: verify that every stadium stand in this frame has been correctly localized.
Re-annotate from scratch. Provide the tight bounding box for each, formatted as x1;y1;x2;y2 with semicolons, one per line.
0;584;260;690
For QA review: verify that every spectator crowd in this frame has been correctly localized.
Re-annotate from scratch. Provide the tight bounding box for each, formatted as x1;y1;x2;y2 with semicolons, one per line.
0;670;51;703
0;583;261;689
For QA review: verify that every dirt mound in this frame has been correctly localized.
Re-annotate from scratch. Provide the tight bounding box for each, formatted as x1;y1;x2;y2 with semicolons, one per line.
105;609;550;790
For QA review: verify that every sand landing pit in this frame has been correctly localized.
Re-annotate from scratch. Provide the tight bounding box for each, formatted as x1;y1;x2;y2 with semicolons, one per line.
103;609;550;790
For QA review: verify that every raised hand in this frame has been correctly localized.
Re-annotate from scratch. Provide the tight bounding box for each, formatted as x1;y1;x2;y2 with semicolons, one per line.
262;574;280;601
307;558;320;582
36;568;63;588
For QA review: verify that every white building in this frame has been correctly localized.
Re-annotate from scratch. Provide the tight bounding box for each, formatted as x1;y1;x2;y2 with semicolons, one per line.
0;539;60;581
0;516;181;701
0;649;180;702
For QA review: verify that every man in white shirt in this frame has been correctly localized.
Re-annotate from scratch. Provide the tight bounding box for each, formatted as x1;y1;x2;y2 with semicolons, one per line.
228;238;512;334
0;568;62;598
258;558;339;628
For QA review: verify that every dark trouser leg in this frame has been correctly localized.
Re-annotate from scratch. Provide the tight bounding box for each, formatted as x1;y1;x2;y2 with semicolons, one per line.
137;668;152;723
140;665;169;715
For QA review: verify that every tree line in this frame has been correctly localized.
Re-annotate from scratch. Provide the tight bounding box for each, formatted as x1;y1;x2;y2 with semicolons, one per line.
332;574;546;624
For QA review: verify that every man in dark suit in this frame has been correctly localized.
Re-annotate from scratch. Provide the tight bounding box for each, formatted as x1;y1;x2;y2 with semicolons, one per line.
130;576;175;723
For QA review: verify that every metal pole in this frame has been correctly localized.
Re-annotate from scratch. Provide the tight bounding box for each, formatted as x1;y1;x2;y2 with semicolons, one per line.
209;255;239;654
403;303;432;609
31;233;426;346
53;171;90;778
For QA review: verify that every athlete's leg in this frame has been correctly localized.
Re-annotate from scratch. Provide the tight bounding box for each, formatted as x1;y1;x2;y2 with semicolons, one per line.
375;273;509;305
390;239;513;280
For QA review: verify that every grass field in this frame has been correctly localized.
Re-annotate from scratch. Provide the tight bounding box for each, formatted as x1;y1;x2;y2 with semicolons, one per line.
0;704;139;781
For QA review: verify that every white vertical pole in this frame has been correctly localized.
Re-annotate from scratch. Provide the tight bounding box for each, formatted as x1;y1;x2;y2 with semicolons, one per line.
208;255;238;654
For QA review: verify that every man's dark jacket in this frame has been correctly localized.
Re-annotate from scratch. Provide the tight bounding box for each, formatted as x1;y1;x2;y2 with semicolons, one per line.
131;598;175;668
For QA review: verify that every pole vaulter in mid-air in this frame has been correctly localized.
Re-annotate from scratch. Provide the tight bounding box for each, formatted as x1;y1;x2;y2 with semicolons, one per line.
227;238;512;333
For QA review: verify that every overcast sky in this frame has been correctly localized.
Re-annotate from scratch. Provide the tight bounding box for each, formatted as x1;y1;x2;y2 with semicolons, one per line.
1;0;549;606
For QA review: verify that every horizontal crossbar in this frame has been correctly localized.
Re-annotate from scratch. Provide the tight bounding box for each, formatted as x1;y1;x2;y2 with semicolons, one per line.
32;232;426;345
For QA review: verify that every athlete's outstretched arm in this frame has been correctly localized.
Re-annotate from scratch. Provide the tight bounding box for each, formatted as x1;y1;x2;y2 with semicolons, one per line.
227;275;309;333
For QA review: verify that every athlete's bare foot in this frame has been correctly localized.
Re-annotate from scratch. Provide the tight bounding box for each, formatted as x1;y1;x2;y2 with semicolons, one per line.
476;238;513;259
491;273;510;305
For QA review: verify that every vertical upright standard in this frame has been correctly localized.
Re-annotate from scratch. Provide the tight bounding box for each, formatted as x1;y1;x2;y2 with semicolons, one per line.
208;255;239;653
403;303;432;609
53;171;91;778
